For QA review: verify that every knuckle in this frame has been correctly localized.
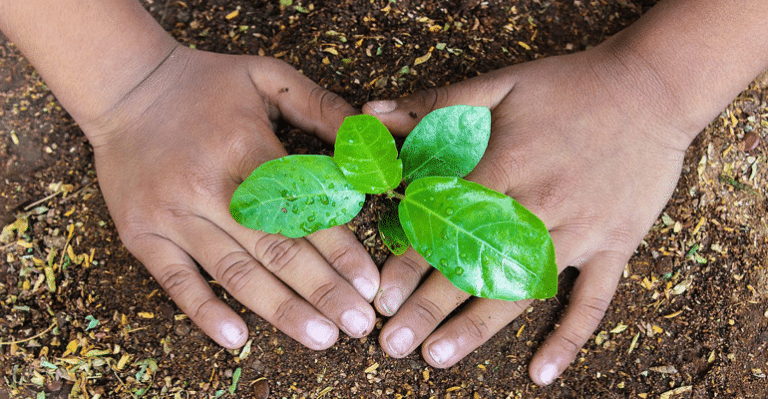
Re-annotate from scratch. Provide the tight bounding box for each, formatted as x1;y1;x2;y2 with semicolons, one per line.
308;281;340;310
395;254;429;282
255;235;303;275
272;296;304;325
576;295;611;325
325;245;356;270
214;252;259;294
458;313;490;341
482;152;523;192
184;169;223;199
556;328;586;353
603;229;636;252
411;297;444;326
528;178;567;211
155;266;218;321
226;133;260;170
311;87;348;112
156;266;198;298
412;87;447;112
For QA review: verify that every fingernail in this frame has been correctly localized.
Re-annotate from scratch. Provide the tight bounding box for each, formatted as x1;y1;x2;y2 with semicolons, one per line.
341;308;371;337
368;100;397;114
220;321;246;348
538;363;559;385
379;288;403;315
306;319;336;347
428;338;456;365
387;327;414;356
353;277;377;302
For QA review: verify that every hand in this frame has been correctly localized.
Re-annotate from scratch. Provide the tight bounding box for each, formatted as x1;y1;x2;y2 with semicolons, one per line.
363;44;697;384
81;46;379;350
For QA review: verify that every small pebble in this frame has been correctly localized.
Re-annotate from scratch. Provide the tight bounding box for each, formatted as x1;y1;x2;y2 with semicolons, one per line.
252;379;270;399
743;132;762;152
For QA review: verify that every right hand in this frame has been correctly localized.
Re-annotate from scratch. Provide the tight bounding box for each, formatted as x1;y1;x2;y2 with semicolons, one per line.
80;46;379;350
363;42;699;383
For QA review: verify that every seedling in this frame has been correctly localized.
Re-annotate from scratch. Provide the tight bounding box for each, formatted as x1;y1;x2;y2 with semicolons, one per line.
230;105;557;301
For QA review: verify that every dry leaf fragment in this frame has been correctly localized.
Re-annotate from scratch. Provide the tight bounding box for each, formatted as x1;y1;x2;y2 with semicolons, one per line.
671;276;693;295
660;386;692;398
594;331;609;346
364;363;379;373
627;332;640;354
610;323;629;334
413;51;431;66
650;365;678;374
663;310;684;319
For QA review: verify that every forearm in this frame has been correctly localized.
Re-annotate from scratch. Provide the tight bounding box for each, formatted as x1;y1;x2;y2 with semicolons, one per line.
0;0;176;126
603;0;768;141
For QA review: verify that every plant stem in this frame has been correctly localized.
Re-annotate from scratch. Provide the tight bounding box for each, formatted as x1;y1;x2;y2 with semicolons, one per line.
386;189;405;200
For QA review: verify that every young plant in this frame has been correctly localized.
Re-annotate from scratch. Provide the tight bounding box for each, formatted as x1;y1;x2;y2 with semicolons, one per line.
230;105;557;301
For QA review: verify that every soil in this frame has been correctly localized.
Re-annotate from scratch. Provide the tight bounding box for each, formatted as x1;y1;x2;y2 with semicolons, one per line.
2;0;767;398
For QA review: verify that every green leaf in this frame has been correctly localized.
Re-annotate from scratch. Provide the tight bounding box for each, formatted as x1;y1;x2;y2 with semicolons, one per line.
230;155;365;238
399;176;557;301
400;105;491;184
378;201;409;256
334;114;403;194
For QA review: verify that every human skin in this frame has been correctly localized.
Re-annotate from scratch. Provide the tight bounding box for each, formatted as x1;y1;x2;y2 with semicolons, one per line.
364;0;768;386
0;0;380;350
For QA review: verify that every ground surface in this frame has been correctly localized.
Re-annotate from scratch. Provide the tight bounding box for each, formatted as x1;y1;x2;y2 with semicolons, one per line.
1;1;767;398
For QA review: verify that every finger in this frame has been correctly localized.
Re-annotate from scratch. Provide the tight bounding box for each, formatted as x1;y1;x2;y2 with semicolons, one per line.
421;297;533;368
166;216;341;348
379;271;469;358
176;214;376;341
249;57;358;142
124;232;249;349
528;250;626;386
305;225;380;302
374;247;432;316
362;67;515;135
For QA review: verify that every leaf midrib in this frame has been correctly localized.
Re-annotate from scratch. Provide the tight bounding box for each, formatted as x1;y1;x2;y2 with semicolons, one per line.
404;196;537;278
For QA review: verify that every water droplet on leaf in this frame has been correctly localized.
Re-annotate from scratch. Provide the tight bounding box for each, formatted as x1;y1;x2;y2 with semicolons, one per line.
320;194;329;205
454;267;464;276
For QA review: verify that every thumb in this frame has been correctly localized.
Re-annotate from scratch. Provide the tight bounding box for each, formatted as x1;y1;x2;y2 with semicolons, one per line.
362;67;517;136
249;57;357;142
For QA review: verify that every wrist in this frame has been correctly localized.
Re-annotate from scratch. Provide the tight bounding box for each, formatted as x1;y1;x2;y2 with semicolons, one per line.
0;0;179;134
579;41;697;151
590;0;768;148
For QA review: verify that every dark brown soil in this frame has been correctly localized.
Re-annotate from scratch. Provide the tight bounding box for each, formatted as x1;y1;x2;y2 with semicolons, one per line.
2;1;767;398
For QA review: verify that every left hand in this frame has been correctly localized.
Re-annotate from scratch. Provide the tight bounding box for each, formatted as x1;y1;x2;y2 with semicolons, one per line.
362;43;696;385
